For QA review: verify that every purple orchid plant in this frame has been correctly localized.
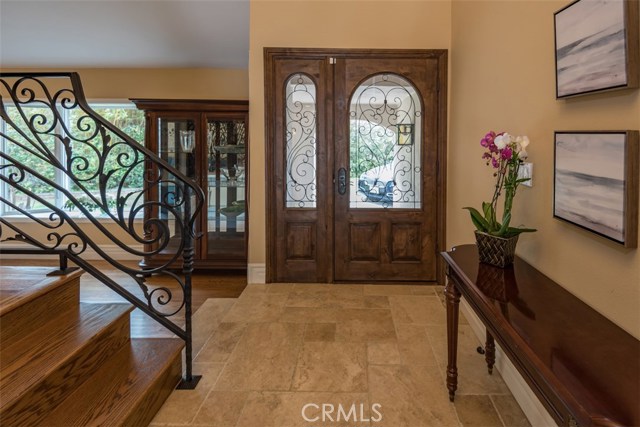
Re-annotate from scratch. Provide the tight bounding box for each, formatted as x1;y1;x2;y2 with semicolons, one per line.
464;131;536;238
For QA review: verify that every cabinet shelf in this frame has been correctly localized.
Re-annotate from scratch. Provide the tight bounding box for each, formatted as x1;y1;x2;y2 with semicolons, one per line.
212;145;245;154
208;181;246;188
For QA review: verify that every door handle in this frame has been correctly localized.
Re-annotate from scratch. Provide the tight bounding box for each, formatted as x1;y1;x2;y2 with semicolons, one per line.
338;167;347;195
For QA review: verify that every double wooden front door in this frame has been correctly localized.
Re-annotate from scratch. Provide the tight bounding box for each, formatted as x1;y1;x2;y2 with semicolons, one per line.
265;48;447;283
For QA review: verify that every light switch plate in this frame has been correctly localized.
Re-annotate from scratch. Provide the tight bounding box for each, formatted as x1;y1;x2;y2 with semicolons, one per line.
519;162;533;187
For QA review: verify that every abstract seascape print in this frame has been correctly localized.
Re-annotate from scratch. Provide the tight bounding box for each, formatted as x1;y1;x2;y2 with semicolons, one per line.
555;0;628;97
554;132;626;242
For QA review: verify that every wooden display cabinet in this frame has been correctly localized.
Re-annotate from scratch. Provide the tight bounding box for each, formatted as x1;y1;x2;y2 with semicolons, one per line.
131;99;249;270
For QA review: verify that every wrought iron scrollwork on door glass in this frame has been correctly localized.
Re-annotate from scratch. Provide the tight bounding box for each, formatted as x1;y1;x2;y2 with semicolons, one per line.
349;74;422;209
285;74;317;208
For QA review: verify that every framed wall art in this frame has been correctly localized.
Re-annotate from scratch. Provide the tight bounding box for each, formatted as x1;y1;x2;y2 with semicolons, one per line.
554;0;639;98
554;131;639;248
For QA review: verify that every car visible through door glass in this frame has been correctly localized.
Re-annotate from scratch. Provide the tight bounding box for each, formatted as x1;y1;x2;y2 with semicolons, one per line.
357;163;394;203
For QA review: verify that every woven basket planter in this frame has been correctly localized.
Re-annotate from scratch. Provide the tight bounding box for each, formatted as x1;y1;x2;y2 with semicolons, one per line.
474;231;519;268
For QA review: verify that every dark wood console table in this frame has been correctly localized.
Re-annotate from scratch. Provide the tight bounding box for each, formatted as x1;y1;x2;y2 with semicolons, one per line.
441;245;639;427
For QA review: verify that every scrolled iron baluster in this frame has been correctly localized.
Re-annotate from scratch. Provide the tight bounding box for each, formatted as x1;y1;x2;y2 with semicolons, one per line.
0;72;205;389
177;185;200;388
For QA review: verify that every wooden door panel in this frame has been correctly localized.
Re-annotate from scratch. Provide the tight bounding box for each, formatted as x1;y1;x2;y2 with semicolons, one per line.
267;55;331;282
286;222;316;260
348;223;381;261
390;223;422;262
334;55;442;281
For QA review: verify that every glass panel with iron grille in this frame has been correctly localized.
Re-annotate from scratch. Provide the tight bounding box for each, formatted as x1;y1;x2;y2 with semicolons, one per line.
349;74;422;209
285;74;317;208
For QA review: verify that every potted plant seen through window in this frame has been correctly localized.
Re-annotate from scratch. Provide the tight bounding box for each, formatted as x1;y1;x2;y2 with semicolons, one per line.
464;131;536;267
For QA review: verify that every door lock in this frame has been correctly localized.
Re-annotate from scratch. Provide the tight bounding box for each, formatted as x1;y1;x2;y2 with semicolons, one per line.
338;167;347;195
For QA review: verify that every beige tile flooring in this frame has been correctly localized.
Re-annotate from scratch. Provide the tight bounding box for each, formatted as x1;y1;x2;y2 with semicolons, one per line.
151;284;531;427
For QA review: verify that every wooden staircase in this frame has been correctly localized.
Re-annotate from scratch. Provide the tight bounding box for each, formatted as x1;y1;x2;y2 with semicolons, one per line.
0;266;184;426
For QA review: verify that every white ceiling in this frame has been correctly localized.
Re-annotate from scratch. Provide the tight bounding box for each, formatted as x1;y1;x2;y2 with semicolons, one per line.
0;0;249;69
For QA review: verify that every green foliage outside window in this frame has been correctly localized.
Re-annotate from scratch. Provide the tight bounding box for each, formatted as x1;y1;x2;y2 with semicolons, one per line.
4;107;58;210
349;121;395;178
1;104;145;214
67;106;145;193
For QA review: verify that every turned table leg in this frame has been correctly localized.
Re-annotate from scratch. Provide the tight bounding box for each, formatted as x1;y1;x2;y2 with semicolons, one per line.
485;330;495;375
445;279;461;402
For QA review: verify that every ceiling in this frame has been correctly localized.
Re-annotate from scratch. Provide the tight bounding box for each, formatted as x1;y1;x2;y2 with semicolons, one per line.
0;0;249;69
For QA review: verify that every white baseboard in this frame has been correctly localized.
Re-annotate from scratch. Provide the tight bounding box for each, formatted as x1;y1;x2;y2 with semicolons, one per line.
0;242;144;261
247;263;266;284
460;298;556;427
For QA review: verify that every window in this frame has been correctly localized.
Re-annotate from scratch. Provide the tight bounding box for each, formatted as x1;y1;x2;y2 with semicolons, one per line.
0;103;145;217
285;73;317;208
349;74;422;209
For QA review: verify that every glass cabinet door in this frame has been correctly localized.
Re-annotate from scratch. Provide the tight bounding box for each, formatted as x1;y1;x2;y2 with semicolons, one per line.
157;117;197;243
206;119;246;259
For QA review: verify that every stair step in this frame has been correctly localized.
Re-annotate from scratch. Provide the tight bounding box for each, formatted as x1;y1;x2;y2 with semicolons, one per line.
0;267;83;347
0;302;133;426
43;338;184;427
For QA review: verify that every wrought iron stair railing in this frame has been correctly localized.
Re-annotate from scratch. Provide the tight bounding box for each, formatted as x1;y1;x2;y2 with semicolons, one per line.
0;72;205;388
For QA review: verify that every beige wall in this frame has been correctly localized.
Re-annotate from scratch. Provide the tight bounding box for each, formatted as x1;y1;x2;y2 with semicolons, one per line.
450;1;640;338
1;67;248;246
0;67;249;100
248;0;453;264
78;68;249;100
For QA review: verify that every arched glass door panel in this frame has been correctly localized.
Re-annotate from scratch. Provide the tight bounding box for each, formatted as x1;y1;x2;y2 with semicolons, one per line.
349;73;422;209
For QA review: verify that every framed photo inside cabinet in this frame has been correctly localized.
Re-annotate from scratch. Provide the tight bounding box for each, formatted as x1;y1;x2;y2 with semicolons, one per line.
554;131;639;248
554;0;639;98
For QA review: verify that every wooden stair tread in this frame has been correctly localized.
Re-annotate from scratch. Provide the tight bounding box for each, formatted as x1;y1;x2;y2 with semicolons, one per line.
0;302;133;411
1;270;81;349
0;266;185;426
43;338;184;427
0;266;83;316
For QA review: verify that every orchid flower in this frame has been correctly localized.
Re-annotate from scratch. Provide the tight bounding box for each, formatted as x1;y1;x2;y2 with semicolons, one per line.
463;130;535;238
494;133;510;150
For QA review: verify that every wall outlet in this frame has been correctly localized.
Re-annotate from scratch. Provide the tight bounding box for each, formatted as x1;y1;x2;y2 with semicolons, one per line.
519;162;533;187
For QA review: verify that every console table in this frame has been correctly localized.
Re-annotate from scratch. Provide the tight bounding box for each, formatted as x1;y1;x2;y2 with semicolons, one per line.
441;245;639;427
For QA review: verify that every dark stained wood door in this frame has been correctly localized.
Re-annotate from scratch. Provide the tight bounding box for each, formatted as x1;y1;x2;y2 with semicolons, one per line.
265;49;447;283
334;55;442;281
266;54;332;282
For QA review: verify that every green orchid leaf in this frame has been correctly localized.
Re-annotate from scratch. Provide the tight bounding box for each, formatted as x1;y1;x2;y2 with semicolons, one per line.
470;216;485;231
463;207;489;231
496;212;511;236
481;201;496;226
482;202;492;220
506;226;537;235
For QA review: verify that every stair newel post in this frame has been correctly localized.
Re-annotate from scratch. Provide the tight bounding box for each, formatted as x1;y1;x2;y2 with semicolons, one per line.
177;185;202;390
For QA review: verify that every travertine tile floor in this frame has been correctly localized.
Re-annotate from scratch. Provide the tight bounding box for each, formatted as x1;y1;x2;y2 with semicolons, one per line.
151;284;531;427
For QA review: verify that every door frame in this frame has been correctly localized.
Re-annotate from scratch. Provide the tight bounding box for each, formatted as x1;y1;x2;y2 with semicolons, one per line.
264;47;448;284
